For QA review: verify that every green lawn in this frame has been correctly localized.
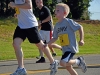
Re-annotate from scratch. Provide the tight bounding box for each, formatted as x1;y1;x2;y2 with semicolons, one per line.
0;17;100;60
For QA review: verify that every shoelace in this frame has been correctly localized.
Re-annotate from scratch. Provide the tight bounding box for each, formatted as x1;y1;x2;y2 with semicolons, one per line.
15;68;23;74
50;64;55;69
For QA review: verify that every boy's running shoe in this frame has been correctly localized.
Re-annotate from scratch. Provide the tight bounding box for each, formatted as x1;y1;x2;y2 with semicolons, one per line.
77;56;87;73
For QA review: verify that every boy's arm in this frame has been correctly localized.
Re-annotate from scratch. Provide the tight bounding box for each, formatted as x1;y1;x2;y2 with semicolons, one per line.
44;38;57;48
78;25;84;46
9;0;32;9
44;38;57;47
48;38;58;45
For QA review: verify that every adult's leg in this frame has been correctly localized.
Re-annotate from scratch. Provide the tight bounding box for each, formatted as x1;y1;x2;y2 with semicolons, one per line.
35;40;59;75
48;45;57;57
28;27;59;75
36;30;45;58
66;65;78;75
35;40;54;64
48;43;62;56
36;43;61;58
48;45;56;53
13;38;24;68
38;49;44;57
36;40;46;63
36;40;46;59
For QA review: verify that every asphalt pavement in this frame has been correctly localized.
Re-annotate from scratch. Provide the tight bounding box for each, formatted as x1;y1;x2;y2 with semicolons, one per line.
0;54;100;75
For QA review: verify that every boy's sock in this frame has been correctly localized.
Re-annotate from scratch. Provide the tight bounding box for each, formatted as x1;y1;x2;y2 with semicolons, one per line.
75;59;80;65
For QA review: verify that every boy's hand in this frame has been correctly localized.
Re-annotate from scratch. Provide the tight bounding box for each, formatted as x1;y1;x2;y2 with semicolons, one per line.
44;44;48;48
79;40;84;46
9;2;16;8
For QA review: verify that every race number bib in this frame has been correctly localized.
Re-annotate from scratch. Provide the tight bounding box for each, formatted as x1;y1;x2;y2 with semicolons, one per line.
15;7;20;14
59;34;69;46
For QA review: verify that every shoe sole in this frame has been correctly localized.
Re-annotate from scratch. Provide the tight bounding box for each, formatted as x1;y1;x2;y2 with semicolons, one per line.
36;62;46;63
10;71;27;75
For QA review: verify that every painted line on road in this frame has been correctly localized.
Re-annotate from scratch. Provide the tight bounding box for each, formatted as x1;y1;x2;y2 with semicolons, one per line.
0;70;50;75
0;64;100;75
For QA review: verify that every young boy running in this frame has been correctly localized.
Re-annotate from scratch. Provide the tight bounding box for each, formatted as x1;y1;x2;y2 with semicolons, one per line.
45;3;87;75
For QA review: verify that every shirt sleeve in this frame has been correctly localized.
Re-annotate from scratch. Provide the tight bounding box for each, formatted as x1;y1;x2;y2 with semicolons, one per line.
44;6;51;18
68;19;81;32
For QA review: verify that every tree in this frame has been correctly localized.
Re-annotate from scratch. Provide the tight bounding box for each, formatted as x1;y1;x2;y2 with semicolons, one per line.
0;0;93;19
41;0;93;19
0;0;5;17
0;0;14;17
63;0;93;19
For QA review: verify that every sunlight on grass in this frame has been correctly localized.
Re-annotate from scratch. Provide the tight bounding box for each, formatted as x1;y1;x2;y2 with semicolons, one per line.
0;17;100;60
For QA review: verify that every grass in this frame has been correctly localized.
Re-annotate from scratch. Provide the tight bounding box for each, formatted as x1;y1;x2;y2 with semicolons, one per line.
0;17;100;60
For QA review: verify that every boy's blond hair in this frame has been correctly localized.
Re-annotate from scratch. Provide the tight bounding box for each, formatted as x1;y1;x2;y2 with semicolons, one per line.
56;3;70;17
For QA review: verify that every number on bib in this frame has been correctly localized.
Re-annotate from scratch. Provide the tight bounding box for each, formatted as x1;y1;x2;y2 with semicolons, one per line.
15;7;20;14
59;34;69;46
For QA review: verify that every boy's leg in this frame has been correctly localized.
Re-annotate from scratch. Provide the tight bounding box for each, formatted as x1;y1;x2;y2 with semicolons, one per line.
61;57;87;73
60;52;78;75
66;65;78;75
